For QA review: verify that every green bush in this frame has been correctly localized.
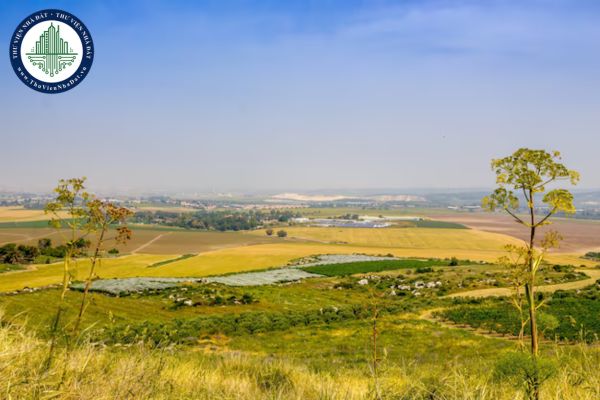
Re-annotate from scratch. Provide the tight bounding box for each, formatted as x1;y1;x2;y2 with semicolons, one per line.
276;230;288;238
415;267;434;274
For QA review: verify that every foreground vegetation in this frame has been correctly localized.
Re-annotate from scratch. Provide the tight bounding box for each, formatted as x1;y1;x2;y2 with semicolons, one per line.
1;310;599;399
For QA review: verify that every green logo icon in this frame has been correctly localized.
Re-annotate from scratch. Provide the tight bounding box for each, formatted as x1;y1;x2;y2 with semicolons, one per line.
26;23;78;77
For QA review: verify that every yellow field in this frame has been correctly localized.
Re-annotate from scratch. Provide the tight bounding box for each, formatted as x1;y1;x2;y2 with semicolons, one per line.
0;226;593;292
0;207;73;222
252;227;524;250
0;207;48;222
0;254;176;292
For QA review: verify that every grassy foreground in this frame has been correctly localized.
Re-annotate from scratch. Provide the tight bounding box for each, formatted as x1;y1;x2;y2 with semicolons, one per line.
1;314;599;400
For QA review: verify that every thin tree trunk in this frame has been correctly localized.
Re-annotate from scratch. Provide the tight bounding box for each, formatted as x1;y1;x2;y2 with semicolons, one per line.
527;190;540;400
526;283;539;356
371;298;381;400
44;252;71;370
74;226;106;335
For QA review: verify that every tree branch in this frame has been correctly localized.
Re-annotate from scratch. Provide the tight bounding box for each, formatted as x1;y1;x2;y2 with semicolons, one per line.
504;207;528;226
535;207;557;228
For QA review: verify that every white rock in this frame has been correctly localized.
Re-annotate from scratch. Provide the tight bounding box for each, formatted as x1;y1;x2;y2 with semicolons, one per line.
358;279;369;285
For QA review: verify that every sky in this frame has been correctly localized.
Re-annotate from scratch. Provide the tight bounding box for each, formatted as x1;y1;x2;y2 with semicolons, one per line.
1;0;600;194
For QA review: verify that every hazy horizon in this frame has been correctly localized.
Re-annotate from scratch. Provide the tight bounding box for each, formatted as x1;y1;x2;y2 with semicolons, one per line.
2;0;600;192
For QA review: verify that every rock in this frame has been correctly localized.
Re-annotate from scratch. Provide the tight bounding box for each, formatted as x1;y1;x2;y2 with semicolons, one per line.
357;279;369;285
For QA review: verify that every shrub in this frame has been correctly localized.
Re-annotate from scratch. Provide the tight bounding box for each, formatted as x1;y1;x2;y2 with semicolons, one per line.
276;230;287;238
552;264;573;273
415;267;434;274
265;228;274;236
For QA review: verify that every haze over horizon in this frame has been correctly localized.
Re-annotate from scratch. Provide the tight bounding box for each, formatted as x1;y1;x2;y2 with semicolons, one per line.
2;0;600;192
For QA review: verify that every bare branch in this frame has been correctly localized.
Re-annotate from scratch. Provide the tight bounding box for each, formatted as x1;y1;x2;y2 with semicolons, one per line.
535;207;558;228
504;207;528;226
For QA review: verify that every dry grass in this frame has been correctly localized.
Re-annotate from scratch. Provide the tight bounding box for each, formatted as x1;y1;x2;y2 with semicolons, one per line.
0;314;599;399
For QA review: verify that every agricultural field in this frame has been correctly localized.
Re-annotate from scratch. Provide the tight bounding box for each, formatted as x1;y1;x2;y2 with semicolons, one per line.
1;206;599;399
0;216;595;292
258;226;523;250
2;246;600;398
434;212;600;253
0;207;54;222
438;280;600;342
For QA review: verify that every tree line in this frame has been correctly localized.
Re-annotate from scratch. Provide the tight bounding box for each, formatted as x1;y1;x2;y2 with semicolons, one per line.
0;238;89;265
131;209;301;231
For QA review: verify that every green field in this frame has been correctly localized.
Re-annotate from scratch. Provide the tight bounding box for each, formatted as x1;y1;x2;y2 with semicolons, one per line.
301;258;457;276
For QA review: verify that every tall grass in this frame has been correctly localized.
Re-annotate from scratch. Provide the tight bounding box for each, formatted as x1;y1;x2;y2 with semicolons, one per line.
1;311;599;399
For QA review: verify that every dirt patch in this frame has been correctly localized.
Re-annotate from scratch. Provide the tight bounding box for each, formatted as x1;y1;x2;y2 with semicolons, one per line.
434;213;600;253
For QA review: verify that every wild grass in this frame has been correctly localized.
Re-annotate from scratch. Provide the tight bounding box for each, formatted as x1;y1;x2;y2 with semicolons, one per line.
1;311;599;399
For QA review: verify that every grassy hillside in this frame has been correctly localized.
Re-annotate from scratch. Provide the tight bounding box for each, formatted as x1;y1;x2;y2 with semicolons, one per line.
1;310;599;399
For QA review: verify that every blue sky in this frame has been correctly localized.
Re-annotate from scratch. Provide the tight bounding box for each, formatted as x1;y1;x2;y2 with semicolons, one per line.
1;1;600;193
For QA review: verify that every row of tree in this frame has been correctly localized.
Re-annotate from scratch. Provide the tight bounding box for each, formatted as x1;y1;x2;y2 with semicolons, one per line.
131;209;301;231
0;238;89;265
